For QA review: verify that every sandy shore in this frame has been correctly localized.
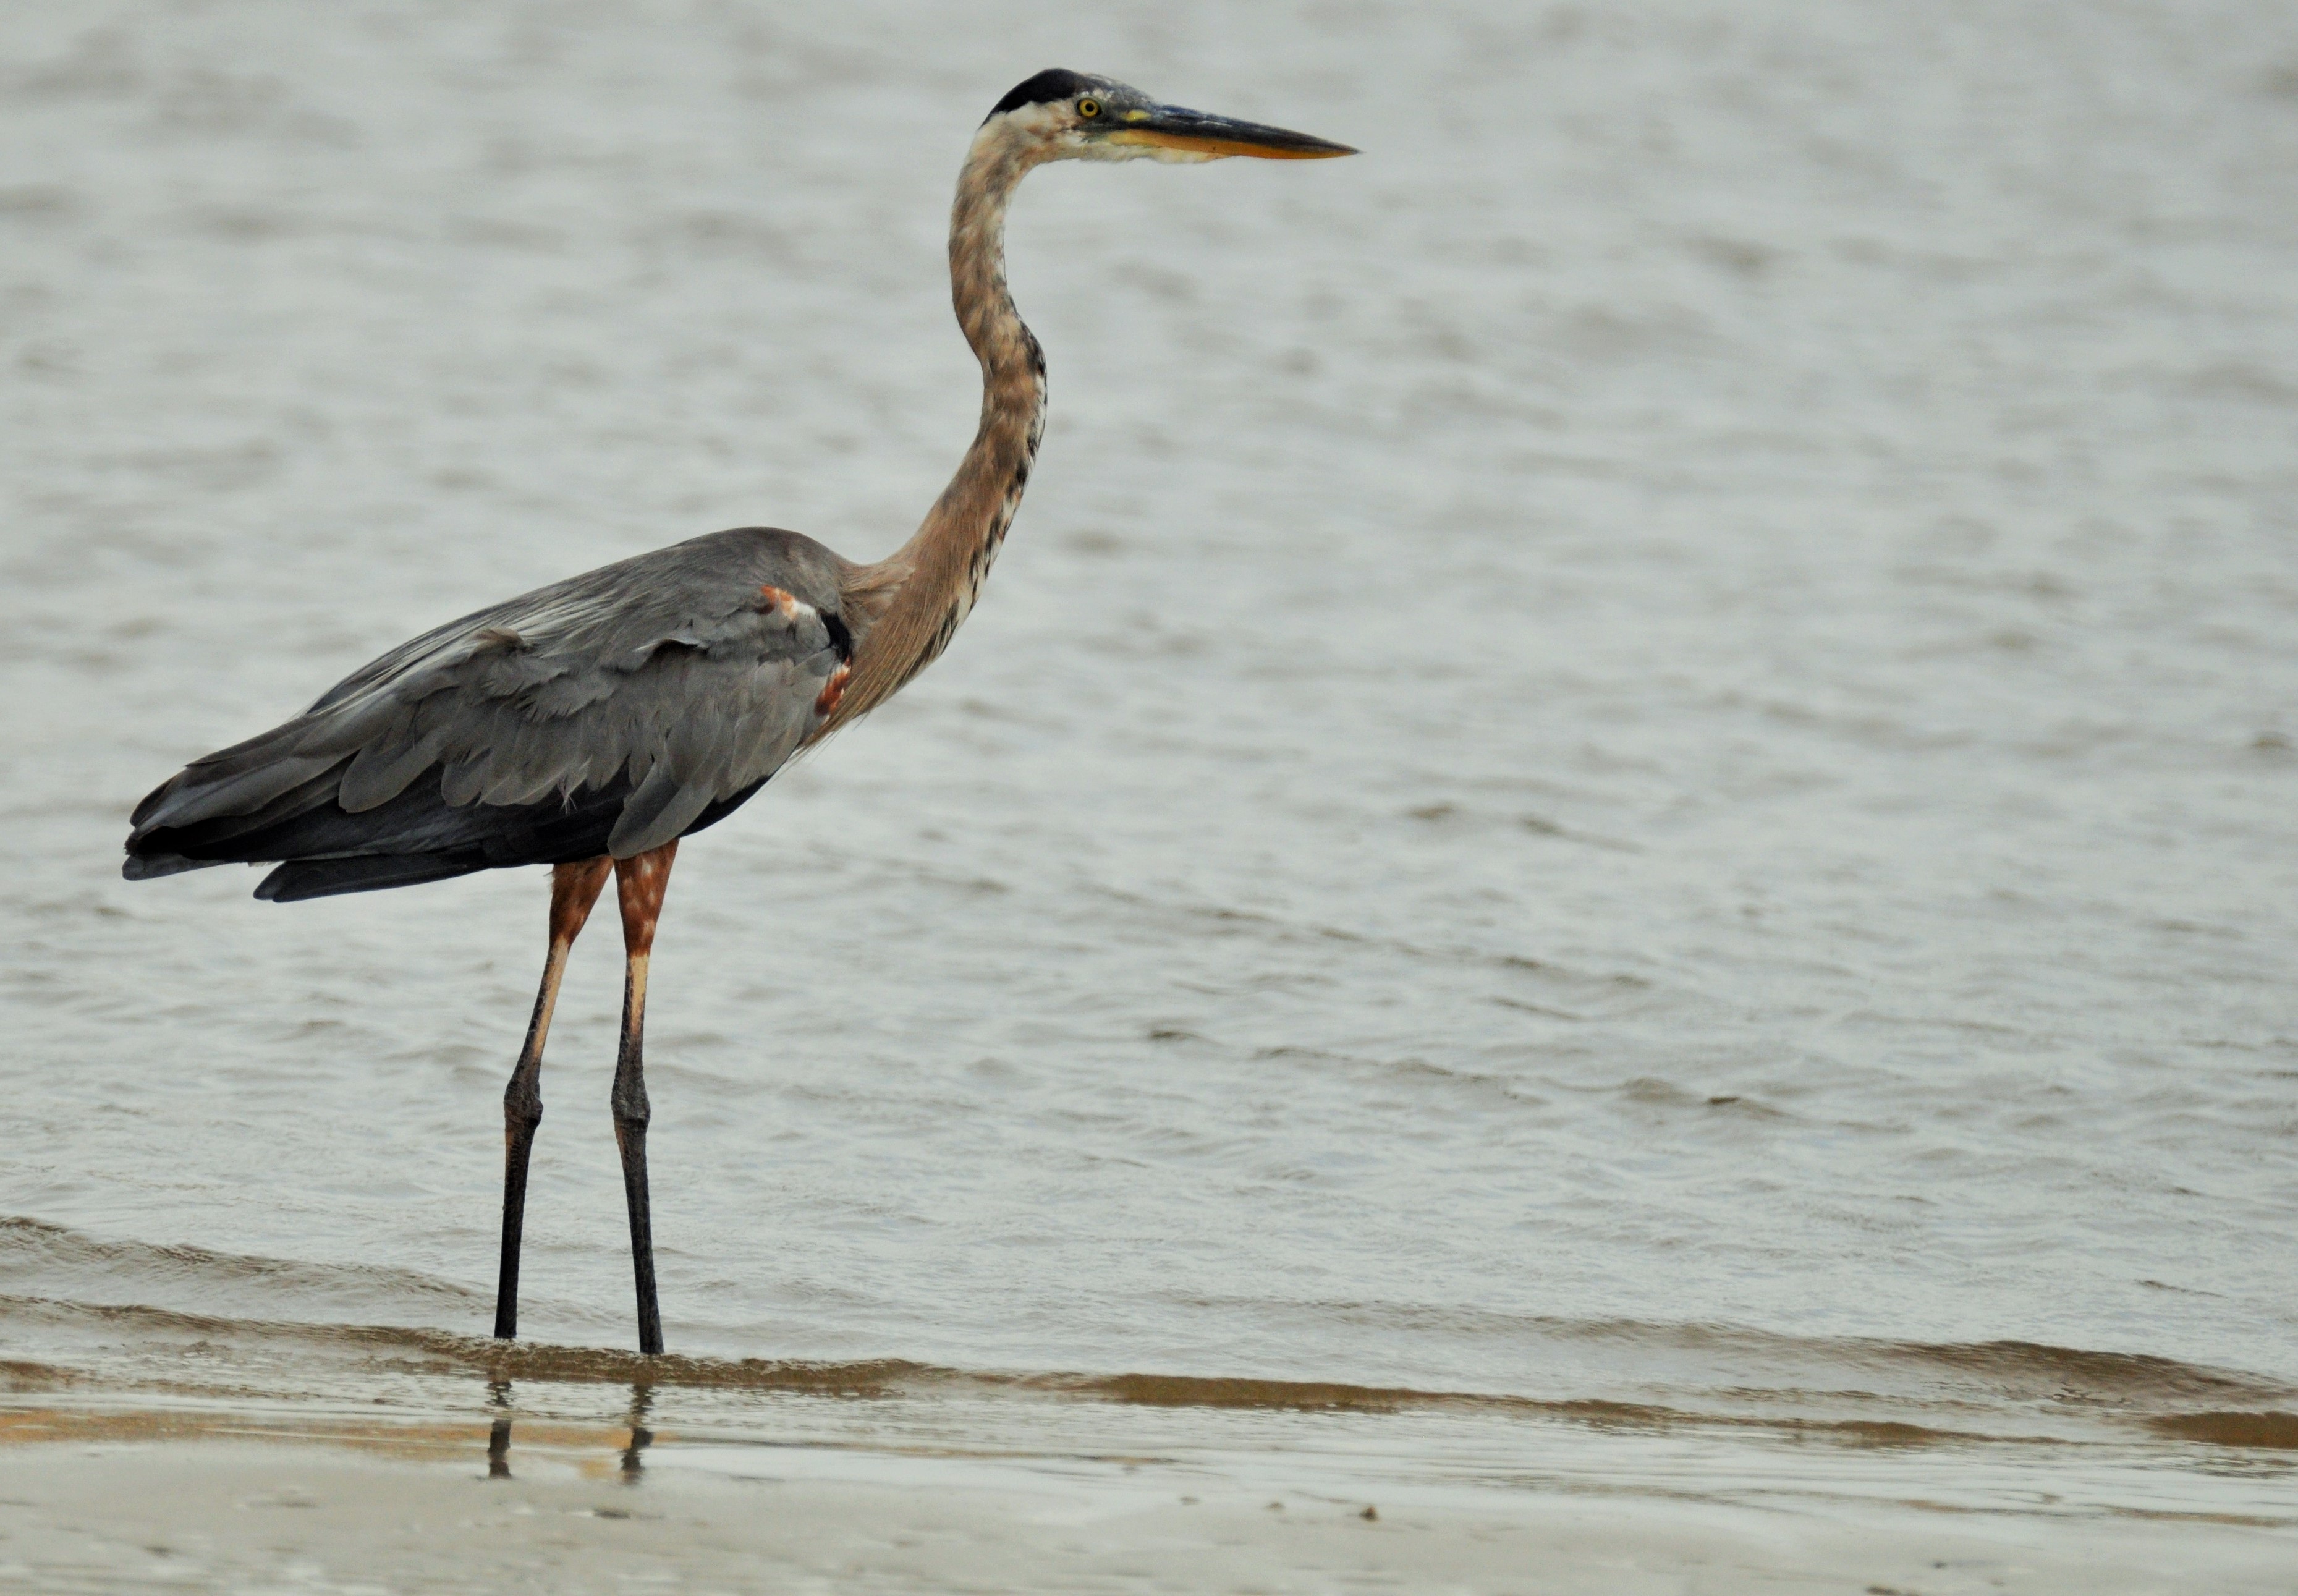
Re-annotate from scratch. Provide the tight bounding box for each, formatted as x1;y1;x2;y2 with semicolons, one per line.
0;1420;2291;1594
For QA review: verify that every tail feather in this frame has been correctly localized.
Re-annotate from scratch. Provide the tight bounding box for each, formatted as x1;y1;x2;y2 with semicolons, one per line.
141;760;350;854
126;746;771;903
129;726;332;833
120;852;230;882
125;760;643;902
255;852;490;902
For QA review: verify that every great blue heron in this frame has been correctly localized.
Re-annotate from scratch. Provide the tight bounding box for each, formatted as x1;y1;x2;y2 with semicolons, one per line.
122;70;1352;1355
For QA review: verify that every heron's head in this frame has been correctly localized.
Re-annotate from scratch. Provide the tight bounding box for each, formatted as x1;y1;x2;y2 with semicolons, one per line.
980;69;1355;165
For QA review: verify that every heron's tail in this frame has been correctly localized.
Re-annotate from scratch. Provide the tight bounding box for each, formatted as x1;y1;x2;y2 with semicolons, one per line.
253;852;491;901
123;745;636;903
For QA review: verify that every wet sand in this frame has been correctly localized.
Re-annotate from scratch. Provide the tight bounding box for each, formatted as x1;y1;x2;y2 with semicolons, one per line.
5;1422;2296;1595
2;1309;2294;1592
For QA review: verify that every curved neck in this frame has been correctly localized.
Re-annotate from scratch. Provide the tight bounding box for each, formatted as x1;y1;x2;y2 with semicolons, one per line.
833;127;1051;727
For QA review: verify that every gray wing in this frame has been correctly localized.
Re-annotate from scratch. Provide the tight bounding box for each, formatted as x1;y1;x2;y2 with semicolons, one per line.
125;527;854;894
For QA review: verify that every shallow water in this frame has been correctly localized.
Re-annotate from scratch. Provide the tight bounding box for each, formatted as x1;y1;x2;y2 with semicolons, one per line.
2;0;2295;1563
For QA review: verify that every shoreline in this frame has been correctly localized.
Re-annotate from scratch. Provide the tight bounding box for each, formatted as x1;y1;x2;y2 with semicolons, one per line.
1;1419;2293;1594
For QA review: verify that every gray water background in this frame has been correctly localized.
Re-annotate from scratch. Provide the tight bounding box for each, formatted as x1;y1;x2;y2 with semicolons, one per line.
1;0;2296;1532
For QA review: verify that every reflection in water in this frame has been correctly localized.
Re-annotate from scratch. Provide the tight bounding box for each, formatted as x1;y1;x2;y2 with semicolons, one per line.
479;1378;658;1483
487;1378;513;1480
622;1383;655;1482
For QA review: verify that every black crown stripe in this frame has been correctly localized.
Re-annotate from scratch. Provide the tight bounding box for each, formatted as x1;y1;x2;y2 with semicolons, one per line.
986;69;1096;122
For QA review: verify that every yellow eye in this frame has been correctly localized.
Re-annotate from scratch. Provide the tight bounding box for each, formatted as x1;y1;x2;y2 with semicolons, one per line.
1077;98;1101;119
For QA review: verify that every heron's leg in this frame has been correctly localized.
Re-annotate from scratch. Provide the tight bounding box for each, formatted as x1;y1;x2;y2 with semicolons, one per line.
611;840;679;1356
494;857;611;1342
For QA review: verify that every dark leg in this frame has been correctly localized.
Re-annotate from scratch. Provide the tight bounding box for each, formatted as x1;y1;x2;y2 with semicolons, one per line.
494;857;611;1342
612;841;679;1356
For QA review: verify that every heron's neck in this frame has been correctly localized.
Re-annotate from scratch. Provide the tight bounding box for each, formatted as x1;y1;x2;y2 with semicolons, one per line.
834;130;1049;726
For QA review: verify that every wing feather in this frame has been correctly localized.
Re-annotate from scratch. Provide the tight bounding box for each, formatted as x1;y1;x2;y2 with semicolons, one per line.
124;528;855;892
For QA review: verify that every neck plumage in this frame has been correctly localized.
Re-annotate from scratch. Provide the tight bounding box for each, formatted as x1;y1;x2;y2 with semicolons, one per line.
830;129;1048;731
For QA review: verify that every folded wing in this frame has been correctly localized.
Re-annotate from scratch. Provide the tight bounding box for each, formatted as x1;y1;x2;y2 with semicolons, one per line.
124;528;852;901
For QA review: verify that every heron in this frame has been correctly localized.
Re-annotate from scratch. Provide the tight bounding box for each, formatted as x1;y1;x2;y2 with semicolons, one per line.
122;70;1352;1356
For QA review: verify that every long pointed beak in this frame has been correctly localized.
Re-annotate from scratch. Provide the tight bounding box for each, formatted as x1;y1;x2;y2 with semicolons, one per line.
1103;103;1356;161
